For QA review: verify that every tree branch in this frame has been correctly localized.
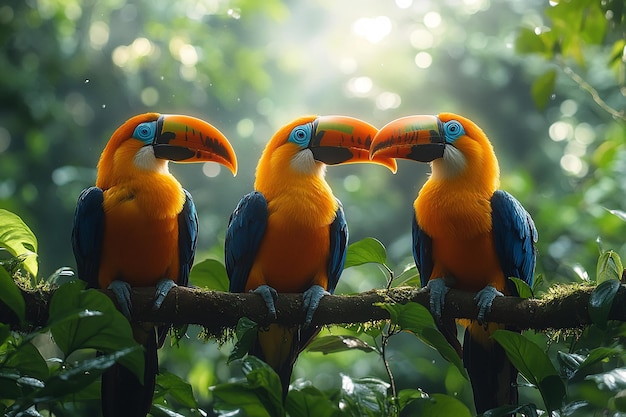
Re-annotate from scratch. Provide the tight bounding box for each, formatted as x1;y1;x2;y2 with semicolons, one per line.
1;284;621;336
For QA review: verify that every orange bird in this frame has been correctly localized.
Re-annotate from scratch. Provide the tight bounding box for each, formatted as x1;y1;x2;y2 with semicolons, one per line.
225;115;396;399
370;113;537;413
72;113;237;417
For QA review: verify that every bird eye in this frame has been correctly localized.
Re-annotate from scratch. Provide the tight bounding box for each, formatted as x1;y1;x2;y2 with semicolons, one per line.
443;120;465;143
132;122;157;144
288;124;312;146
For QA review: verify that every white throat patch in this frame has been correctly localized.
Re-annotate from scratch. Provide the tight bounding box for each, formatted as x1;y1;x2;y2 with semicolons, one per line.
430;145;466;179
134;146;170;174
291;148;324;175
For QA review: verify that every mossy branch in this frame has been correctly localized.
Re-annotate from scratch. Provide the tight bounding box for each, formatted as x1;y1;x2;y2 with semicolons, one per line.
0;283;619;336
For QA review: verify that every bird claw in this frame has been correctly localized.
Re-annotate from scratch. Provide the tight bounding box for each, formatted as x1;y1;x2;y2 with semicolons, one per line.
427;278;449;319
474;285;503;324
302;285;329;326
252;284;278;320
108;280;132;318
153;279;177;311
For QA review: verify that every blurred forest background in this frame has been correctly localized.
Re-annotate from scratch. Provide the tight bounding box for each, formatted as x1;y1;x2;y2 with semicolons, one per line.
1;0;625;415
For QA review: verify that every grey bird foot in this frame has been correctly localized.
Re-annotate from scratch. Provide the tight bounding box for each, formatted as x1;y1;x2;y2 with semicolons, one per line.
302;284;330;325
154;278;177;310
108;280;132;318
474;285;503;324
427;277;449;319
252;284;278;319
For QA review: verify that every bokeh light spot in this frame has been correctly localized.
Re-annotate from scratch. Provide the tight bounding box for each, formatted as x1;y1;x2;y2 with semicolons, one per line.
548;121;573;142
410;29;434;49
237;118;254;138
202;162;221;178
423;11;442;29
352;16;392;43
343;175;361;192
376;92;401;110
140;87;159;106
414;51;432;69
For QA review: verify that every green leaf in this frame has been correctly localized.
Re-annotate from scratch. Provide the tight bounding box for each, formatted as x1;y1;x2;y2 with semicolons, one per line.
596;250;623;284
306;335;378;354
586;367;626;392
155;371;198;408
492;330;565;413
337;374;390;416
531;69;556;110
344;238;387;269
47;280;144;382
589;279;620;328
0;209;38;278
228;317;258;363
212;356;285;416
397;388;427;411
188;258;229;291
285;381;339;417
378;302;467;379
393;264;421;287
515;27;548;55
3;340;49;381
0;266;25;323
606;208;626;222
408;393;472;417
509;277;533;299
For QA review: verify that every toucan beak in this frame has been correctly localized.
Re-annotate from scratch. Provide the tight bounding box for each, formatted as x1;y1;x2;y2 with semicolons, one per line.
152;114;237;175
370;115;446;163
308;115;397;173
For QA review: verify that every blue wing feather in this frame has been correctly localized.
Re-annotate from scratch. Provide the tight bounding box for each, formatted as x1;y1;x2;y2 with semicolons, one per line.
71;187;105;289
412;210;433;288
177;189;197;288
327;199;348;294
225;191;268;293
491;190;537;292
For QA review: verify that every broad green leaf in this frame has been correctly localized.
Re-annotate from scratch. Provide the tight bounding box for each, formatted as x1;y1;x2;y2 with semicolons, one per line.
606;208;626;222
150;404;186;417
47;280;144;382
344;238;387;269
228;317;258;363
212;383;274;417
379;302;467;378
492;330;565;412
409;393;472;417
397;388;427;411
615;389;626;412
531;69;556;110
589;279;621;328
155;371;198;408
393;264;421;288
306;335;377;354
338;374;390;416
189;258;229;291
586;367;626;392
4;341;48;381
0;266;25;323
596;250;623;284
509;277;533;299
285;381;339;417
579;2;606;45
211;356;284;417
515;27;548;55
0;209;38;278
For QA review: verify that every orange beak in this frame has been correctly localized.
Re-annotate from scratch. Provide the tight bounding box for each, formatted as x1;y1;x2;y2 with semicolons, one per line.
370;115;446;163
309;115;397;172
153;114;237;175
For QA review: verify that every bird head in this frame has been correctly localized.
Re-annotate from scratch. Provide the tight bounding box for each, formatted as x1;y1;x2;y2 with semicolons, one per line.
96;113;237;188
369;112;498;185
257;115;397;180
